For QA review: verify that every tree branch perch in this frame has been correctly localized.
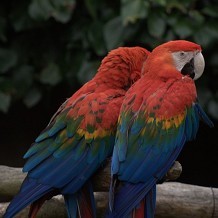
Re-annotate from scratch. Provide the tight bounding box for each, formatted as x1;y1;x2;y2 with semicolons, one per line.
0;162;217;218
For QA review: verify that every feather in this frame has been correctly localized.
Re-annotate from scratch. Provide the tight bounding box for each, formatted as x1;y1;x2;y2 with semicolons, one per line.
64;194;78;218
4;46;150;218
109;40;213;218
77;182;96;218
195;102;214;127
3;178;54;218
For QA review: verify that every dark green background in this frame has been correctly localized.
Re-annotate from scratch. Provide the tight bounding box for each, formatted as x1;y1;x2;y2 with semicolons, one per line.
0;0;217;187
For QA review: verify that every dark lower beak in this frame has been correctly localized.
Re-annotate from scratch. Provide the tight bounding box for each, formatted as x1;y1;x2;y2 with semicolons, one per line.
181;58;195;79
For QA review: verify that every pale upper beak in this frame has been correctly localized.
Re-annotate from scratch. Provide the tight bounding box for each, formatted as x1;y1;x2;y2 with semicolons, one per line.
193;52;205;80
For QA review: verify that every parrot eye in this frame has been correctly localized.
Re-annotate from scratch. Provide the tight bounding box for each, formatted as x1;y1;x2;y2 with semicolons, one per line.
172;51;192;72
180;51;185;56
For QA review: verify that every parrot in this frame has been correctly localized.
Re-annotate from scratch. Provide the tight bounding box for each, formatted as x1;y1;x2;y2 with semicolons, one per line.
108;40;214;218
3;46;150;218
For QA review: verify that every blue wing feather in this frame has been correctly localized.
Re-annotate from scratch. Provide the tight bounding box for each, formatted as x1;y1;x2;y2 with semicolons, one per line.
195;102;214;127
109;98;213;217
5;92;118;218
4;178;53;218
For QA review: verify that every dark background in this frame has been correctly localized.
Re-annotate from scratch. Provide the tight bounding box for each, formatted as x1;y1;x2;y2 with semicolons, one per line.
0;0;218;188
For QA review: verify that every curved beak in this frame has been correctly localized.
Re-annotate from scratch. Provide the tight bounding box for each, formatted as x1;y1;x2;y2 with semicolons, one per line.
193;52;205;80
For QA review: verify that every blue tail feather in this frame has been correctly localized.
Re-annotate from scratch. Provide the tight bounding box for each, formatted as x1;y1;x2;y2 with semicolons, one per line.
195;103;214;128
78;182;96;218
64;194;78;218
107;179;156;218
64;182;96;218
144;184;156;218
3;178;53;218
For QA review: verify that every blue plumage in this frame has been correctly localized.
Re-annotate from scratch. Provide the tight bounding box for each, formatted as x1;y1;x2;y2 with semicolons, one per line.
108;87;213;218
4;99;115;218
4;46;151;218
3;178;54;218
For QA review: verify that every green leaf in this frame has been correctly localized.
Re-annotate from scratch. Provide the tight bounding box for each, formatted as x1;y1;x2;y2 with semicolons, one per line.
77;60;99;84
84;0;97;19
194;24;218;47
164;30;175;41
104;16;124;51
147;13;166;38
23;88;42;108
208;100;218;120
173;20;193;38
87;21;107;56
208;53;218;67
0;17;7;42
50;0;76;23
0;77;14;93
165;1;188;13
121;0;149;25
202;5;218;18
39;63;61;86
11;14;33;32
9;2;35;32
154;0;167;6
194;27;213;48
28;0;75;23
13;65;34;96
167;14;178;27
28;0;52;21
0;92;11;113
65;50;86;81
189;10;205;24
122;23;141;41
0;49;17;73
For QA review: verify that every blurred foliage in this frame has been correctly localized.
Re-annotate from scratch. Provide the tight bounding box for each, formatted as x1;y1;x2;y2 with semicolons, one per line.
0;0;218;119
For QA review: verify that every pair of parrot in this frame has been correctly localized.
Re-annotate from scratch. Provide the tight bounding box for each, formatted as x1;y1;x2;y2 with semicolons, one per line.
4;40;213;218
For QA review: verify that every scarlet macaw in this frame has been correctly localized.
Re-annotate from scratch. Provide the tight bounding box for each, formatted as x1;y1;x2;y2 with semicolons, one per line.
108;40;213;218
4;47;150;218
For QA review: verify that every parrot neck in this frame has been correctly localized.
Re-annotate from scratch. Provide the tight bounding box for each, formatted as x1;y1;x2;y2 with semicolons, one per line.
142;51;182;81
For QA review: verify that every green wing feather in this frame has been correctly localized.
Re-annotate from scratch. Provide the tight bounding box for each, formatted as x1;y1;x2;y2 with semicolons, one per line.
112;77;213;183
22;91;122;193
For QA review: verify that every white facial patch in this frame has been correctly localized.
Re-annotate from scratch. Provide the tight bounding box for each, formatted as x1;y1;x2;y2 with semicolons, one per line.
172;51;195;72
172;51;205;80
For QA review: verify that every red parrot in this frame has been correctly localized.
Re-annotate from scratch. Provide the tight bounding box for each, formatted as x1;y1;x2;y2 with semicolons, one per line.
3;46;150;218
108;40;214;218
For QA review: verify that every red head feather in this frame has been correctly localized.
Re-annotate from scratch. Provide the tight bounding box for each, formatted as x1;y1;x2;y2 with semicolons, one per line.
142;40;202;79
158;40;201;52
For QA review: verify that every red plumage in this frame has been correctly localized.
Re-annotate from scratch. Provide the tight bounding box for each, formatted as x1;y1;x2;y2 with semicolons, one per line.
4;46;150;218
108;40;212;218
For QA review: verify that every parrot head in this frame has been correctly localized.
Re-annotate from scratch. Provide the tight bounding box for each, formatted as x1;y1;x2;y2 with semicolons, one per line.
95;47;150;89
143;40;205;81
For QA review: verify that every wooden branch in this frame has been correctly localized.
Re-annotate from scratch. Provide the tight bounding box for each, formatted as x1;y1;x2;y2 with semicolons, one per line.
0;183;217;218
156;182;218;218
0;196;67;218
2;163;217;217
0;160;182;201
0;166;26;202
